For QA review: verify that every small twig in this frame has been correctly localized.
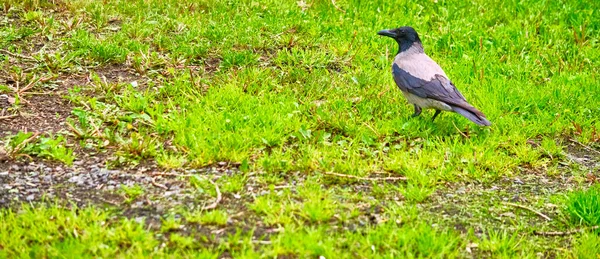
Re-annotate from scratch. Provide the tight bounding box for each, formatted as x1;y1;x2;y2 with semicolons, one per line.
188;67;198;88
534;226;599;236
362;122;380;137
211;228;227;235
151;172;195;177
13;153;34;161
502;202;552;221
89;122;103;138
377;89;390;98
0;49;38;62
323;171;407;181
12;76;54;105
151;177;168;190
252;240;272;245
347;30;357;52
273;28;297;42
331;0;345;13
0;114;18;121
265;227;284;233
452;121;469;138
65;121;84;138
273;185;292;190
569;138;600;155
19;91;54;95
11;132;40;155
98;197;121;206
235;239;272;245
202;178;222;210
18;77;42;93
18;75;54;94
174;65;201;69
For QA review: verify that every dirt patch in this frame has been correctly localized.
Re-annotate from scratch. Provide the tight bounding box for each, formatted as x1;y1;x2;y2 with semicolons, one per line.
0;71;79;137
563;139;600;169
429;139;600;231
93;64;142;83
202;57;222;74
0;63;143;138
0;157;276;244
1;33;157;211
0;157;198;210
426;173;576;258
0;91;72;137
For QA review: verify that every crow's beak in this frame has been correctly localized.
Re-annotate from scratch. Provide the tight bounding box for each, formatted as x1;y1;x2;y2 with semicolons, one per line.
377;29;396;38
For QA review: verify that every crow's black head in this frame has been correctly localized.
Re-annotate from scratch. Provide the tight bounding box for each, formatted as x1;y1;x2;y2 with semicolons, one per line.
378;26;422;53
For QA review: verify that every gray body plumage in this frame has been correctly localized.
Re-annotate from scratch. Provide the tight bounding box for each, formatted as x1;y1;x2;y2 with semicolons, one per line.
378;27;491;126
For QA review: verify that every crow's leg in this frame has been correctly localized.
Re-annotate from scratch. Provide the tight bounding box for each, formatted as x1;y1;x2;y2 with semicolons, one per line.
431;110;441;122
412;105;422;117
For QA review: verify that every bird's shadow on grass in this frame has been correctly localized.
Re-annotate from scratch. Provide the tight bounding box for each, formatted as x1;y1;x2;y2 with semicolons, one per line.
396;112;491;141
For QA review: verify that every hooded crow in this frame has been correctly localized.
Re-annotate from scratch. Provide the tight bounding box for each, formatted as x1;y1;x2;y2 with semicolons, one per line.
378;26;491;126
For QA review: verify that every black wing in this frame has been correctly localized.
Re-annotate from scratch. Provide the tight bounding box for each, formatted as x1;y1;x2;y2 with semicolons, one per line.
392;63;479;115
392;63;490;126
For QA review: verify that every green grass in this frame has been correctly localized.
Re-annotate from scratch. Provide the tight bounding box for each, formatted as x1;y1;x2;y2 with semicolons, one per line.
565;184;600;227
0;204;464;258
1;0;600;257
0;205;220;258
20;0;597;176
3;132;75;165
572;233;600;259
119;184;145;204
184;209;229;226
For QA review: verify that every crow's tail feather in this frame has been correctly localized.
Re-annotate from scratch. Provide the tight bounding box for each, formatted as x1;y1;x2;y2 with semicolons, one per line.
452;106;491;126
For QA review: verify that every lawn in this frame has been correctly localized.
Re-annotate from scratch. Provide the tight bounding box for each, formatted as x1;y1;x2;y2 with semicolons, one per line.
0;0;599;257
